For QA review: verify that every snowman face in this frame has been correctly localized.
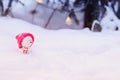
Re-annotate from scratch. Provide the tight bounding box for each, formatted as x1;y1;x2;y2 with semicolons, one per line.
22;36;33;48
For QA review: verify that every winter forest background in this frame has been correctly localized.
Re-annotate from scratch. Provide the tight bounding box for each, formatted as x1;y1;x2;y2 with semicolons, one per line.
0;0;84;29
1;0;120;31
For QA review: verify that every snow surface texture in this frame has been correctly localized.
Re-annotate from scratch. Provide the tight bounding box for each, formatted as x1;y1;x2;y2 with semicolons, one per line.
0;17;120;80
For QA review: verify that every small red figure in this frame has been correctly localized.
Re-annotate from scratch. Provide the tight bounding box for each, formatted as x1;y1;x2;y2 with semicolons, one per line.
15;33;34;54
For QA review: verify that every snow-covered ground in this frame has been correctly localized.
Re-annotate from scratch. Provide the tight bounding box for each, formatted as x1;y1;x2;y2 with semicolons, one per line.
0;17;120;80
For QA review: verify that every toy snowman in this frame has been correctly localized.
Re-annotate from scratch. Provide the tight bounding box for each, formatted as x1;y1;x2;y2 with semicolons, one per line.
15;33;34;54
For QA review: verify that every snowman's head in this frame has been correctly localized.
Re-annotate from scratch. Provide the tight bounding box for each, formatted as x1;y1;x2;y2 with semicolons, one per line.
22;36;33;48
16;33;34;49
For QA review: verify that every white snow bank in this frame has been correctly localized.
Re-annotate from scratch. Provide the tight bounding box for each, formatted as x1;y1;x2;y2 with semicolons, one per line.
0;17;120;80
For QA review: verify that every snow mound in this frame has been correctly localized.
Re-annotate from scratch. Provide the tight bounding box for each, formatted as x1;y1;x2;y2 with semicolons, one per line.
0;17;120;80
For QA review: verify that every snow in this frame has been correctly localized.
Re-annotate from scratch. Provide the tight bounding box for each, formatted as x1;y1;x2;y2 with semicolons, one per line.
100;6;120;31
0;17;120;80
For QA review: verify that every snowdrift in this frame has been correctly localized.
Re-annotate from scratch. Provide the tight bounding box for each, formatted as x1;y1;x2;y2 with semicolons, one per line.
0;17;120;80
